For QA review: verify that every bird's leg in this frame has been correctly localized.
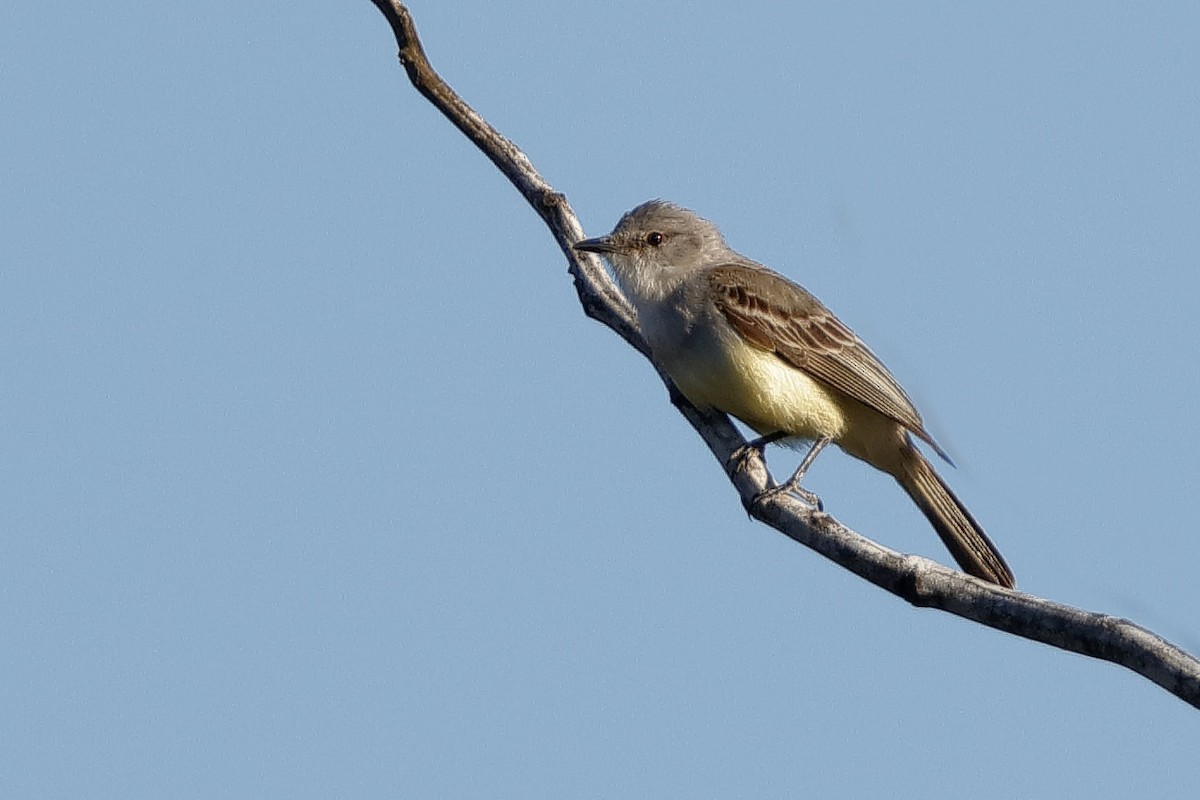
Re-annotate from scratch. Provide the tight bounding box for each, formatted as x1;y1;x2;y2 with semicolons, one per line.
756;436;832;510
728;430;790;475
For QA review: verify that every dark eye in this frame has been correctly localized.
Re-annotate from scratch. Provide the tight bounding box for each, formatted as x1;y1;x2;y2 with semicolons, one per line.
646;231;664;247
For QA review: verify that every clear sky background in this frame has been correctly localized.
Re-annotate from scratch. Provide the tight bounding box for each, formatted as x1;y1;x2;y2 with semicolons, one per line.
3;2;1199;797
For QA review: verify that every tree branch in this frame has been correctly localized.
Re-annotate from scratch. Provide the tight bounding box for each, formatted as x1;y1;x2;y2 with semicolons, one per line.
367;0;1200;710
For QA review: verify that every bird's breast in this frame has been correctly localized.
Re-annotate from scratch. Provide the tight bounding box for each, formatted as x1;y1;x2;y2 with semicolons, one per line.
647;310;850;441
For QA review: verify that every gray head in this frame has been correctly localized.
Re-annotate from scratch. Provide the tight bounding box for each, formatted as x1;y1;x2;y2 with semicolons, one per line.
574;201;732;302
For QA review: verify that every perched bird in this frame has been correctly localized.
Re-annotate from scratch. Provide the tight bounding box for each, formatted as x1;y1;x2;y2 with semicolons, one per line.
575;200;1014;588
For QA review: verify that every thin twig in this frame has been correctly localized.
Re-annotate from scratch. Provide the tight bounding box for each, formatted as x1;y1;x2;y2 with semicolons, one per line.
367;0;1200;709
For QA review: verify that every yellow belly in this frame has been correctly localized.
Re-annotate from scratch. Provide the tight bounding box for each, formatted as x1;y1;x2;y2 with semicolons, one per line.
666;334;849;441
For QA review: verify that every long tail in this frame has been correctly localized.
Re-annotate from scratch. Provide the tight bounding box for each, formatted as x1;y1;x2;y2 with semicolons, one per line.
896;448;1015;588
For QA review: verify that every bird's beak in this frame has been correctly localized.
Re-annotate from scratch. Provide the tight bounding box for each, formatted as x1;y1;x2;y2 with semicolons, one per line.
573;236;618;255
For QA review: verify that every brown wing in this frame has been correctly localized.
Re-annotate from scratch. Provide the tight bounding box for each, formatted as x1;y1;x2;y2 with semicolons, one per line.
708;263;950;461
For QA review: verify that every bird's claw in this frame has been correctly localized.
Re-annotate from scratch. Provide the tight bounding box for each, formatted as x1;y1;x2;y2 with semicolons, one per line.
755;481;824;511
727;442;765;475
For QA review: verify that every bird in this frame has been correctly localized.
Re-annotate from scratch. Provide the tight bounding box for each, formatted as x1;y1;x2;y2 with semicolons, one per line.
574;200;1014;588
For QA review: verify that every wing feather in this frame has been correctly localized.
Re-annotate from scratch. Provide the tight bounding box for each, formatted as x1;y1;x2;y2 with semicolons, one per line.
708;264;949;460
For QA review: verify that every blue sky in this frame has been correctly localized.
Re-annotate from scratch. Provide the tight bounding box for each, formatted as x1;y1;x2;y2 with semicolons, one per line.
3;2;1199;796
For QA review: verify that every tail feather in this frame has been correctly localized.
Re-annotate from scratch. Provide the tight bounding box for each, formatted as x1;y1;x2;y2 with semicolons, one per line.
897;449;1015;588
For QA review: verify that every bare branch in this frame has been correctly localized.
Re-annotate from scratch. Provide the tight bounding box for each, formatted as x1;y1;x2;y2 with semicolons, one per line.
367;0;1200;710
366;0;641;353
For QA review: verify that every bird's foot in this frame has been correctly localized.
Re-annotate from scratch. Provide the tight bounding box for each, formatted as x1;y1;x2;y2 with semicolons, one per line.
755;479;824;511
727;431;789;477
727;442;766;476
